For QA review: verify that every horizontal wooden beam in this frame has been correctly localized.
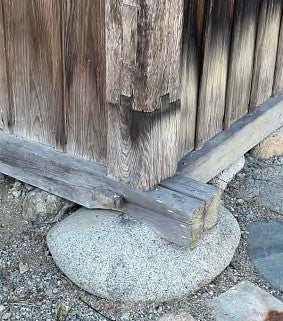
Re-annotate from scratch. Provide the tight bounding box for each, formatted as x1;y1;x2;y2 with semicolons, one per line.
0;130;221;247
178;92;283;182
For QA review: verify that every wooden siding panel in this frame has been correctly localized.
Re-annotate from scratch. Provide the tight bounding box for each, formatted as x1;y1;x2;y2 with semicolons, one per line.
62;0;107;163
0;1;9;131
179;0;204;155
196;0;235;147
3;0;63;148
250;0;282;107
274;10;283;95
224;0;260;127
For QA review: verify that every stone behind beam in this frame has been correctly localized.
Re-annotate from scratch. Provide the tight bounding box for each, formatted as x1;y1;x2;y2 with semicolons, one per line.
47;206;240;303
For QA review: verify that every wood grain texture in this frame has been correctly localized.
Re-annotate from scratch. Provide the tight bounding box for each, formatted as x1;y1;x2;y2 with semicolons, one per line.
196;0;235;147
179;0;204;155
179;93;283;183
273;9;283;95
107;96;181;189
224;0;260;127
250;0;282;107
62;0;107;163
3;0;63;148
106;0;183;112
161;174;222;230
0;131;222;247
0;1;9;131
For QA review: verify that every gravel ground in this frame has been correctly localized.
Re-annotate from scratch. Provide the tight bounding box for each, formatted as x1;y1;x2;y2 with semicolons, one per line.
0;154;282;321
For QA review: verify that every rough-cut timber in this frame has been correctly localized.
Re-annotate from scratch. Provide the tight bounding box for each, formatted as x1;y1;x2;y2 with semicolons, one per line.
224;0;260;127
106;0;183;111
179;0;204;154
62;0;107;163
0;131;222;247
0;2;9;131
274;10;283;95
2;0;63;148
196;0;235;147
179;93;283;183
107;96;181;189
161;175;222;230
250;0;282;107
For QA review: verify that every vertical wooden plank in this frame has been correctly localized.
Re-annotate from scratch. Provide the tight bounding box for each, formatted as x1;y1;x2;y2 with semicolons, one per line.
250;0;282;107
106;0;183;112
273;10;283;95
224;0;260;127
3;0;63;148
196;0;235;147
107;97;180;190
179;0;204;155
0;0;9;131
62;0;107;163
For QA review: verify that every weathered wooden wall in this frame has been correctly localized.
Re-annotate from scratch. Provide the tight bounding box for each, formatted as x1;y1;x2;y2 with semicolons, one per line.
0;0;282;190
0;0;107;163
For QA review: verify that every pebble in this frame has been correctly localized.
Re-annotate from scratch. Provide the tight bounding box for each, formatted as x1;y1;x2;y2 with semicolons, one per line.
0;305;6;313
2;312;12;320
19;262;29;274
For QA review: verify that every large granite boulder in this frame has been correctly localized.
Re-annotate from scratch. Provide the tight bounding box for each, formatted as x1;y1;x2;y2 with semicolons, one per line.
47;206;240;303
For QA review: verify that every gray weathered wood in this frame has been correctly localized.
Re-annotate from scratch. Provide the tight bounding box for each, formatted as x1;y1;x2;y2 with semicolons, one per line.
0;2;9;131
224;0;260;127
179;0;204;155
106;0;183;111
107;96;180;189
0;130;220;247
250;0;282;107
273;10;283;95
196;0;235;146
3;0;63;148
62;0;107;163
161;175;222;230
179;93;283;183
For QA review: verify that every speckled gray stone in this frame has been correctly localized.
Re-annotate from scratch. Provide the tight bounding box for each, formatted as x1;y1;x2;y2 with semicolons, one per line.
208;281;283;321
47;206;240;303
247;220;283;291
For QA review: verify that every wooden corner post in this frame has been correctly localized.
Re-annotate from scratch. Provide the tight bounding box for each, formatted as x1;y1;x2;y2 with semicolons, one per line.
106;0;184;189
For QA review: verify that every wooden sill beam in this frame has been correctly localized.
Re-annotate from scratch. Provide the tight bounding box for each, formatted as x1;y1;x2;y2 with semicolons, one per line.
0;130;221;247
178;92;283;182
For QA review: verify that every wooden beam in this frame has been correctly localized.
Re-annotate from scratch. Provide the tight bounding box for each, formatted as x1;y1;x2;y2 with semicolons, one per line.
0;130;221;247
178;92;283;183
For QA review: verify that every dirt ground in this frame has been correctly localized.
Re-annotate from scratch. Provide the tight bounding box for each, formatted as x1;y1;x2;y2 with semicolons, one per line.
0;154;282;321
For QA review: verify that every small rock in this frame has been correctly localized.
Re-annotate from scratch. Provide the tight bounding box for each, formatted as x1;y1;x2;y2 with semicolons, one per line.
22;189;74;222
208;281;283;321
24;183;35;191
250;126;283;159
2;312;12;320
210;156;245;190
19;262;29;274
158;312;195;321
0;305;6;313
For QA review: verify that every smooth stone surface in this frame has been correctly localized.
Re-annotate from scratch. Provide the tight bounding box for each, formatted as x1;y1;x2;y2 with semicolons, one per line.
235;161;283;215
247;220;283;291
208;281;283;321
47;206;240;303
158;312;195;321
250;126;283;159
22;189;74;222
210;156;245;190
